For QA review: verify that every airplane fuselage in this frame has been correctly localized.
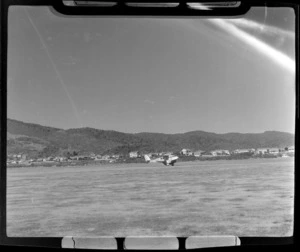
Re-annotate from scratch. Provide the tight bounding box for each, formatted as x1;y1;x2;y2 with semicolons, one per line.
144;154;178;166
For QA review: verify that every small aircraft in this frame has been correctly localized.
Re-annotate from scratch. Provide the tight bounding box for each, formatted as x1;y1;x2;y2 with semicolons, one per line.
144;154;179;166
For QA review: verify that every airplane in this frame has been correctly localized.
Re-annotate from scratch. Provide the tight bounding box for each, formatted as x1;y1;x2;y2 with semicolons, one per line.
144;154;179;166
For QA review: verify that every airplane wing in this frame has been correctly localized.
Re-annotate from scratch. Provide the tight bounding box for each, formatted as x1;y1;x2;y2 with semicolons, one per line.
155;158;166;163
144;155;165;164
145;155;178;166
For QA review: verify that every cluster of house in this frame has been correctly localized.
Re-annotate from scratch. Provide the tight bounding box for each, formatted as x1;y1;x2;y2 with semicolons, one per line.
6;153;121;165
128;146;295;158
179;146;295;157
6;154;69;165
7;146;295;166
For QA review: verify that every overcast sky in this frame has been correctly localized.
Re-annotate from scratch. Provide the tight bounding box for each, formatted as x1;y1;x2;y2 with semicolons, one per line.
7;6;295;134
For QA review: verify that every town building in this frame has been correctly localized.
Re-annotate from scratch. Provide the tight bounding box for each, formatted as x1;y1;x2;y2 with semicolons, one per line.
211;150;230;156
233;149;254;154
193;150;205;157
267;148;280;155
180;149;194;156
288;146;295;153
255;148;268;155
129;151;141;158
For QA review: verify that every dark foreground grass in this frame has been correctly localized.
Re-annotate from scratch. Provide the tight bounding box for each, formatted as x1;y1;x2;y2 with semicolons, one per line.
7;158;294;237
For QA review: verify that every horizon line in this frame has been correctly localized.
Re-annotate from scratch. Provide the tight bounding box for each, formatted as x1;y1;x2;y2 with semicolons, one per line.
7;117;295;136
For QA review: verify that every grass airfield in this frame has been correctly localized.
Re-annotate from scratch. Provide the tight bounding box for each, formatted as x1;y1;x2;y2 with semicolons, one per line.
7;158;294;237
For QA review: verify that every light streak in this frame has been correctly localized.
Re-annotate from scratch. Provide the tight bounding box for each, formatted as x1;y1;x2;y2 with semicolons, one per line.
226;18;295;38
25;9;83;127
209;18;295;74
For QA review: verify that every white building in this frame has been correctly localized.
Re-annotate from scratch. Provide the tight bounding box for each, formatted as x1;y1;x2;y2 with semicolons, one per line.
194;150;205;157
211;150;230;156
288;146;295;153
129;151;141;158
255;148;268;155
233;149;254;154
102;155;111;160
268;148;280;155
180;149;194;156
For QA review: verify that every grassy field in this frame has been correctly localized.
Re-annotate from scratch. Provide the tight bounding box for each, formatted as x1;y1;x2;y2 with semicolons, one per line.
7;158;294;237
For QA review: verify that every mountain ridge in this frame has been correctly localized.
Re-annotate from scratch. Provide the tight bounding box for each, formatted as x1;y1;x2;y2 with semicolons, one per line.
7;118;294;158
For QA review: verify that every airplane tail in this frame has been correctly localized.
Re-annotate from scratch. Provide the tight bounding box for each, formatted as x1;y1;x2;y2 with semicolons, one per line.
144;155;151;163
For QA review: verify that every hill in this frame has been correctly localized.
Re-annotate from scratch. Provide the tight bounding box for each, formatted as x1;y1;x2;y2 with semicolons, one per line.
6;118;294;158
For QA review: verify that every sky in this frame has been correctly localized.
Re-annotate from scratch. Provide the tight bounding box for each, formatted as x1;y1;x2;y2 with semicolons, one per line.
7;6;295;134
